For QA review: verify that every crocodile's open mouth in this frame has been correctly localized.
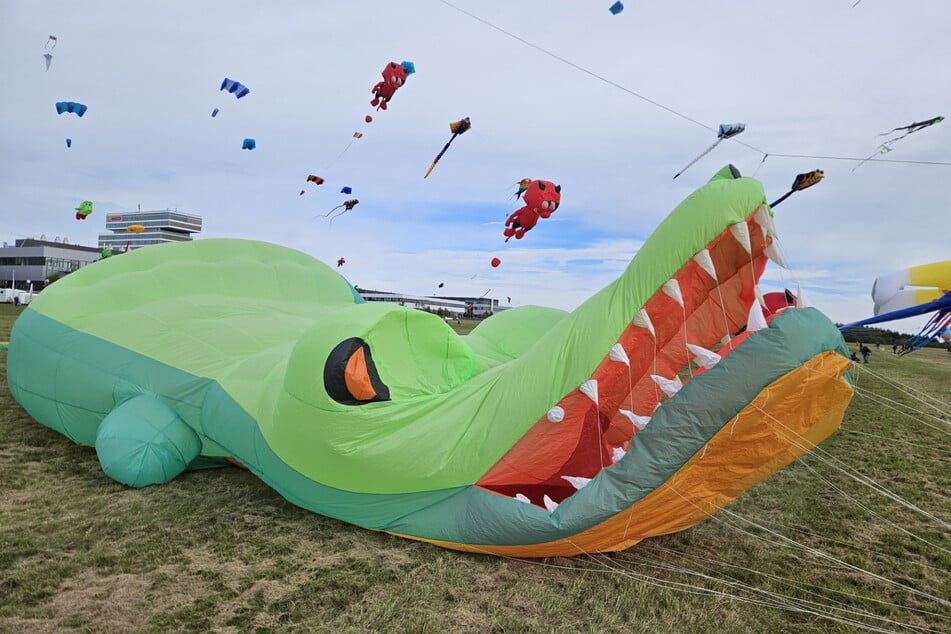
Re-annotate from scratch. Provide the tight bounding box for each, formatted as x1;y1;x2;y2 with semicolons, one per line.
477;204;784;509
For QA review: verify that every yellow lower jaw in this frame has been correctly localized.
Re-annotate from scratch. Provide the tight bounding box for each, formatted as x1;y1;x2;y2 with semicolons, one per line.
388;350;852;558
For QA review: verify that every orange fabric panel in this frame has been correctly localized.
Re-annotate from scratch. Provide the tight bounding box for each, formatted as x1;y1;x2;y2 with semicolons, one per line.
403;350;852;557
478;390;603;486
344;347;377;402
478;212;775;492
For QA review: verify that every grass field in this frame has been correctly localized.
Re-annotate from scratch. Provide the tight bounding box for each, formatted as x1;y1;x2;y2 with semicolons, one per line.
1;303;949;633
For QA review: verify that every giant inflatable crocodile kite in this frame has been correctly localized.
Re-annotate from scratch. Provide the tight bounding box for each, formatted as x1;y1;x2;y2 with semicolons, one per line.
7;166;853;557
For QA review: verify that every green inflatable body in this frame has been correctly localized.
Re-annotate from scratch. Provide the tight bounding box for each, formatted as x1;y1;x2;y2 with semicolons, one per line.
7;167;854;557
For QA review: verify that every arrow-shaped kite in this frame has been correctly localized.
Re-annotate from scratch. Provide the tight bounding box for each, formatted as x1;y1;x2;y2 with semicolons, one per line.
424;117;471;178
769;169;824;208
673;123;745;179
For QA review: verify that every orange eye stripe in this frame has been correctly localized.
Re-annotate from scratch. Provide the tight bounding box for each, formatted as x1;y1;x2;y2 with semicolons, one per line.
344;346;378;402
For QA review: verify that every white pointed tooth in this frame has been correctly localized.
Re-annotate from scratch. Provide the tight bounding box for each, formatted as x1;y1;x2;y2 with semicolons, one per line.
662;279;684;307
754;285;766;308
747;300;769;332
561;475;592;490
612;446;627;464
633;309;655;336
609;343;630;366
619;409;651;431
693;249;718;281
546;406;565;423
764;242;786;268
754;204;778;238
796;283;810;308
651;374;683;398
514;493;531;504
686;343;722;369
730;222;752;254
579;379;599;405
543;495;559;512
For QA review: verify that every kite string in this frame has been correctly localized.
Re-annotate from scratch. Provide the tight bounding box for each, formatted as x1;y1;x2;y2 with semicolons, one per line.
658;481;951;610
570;541;924;633
850;363;951;417
641;539;950;619
437;0;951;168
596;545;946;634
850;386;951;436
748;390;951;532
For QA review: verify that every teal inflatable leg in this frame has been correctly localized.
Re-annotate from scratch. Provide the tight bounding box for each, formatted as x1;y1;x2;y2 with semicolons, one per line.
95;395;201;488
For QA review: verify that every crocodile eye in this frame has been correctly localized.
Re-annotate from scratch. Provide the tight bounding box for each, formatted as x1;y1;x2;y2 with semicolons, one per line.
324;337;390;405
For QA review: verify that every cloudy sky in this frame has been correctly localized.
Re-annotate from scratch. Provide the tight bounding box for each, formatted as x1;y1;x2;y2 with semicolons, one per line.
1;1;948;332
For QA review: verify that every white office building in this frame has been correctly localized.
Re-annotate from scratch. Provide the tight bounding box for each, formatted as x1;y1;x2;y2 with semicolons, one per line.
98;209;202;251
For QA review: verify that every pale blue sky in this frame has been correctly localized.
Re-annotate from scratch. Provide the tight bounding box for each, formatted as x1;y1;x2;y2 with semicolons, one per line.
1;1;948;332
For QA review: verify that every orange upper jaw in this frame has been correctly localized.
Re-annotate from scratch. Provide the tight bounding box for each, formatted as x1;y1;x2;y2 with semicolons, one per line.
477;204;785;509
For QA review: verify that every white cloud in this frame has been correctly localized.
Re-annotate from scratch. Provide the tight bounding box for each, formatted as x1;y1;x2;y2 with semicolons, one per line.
1;0;948;334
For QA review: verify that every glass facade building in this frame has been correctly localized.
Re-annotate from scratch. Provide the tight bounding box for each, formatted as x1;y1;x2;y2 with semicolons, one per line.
0;239;102;290
98;210;202;251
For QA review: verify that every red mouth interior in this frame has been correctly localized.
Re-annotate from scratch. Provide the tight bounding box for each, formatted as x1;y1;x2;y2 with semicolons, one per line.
477;209;774;507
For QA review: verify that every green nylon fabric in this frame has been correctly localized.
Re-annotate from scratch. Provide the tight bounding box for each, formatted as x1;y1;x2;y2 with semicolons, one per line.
13;168;769;496
7;303;849;544
95;394;202;487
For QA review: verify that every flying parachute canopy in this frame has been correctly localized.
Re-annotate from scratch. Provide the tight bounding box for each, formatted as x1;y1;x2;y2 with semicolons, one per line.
242;138;256;150
211;108;220;118
673;123;745;179
220;78;250;99
609;2;624;14
56;102;88;117
65;138;72;148
340;186;352;194
300;175;325;196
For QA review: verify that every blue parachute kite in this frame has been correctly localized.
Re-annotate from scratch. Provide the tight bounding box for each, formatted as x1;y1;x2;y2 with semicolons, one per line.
242;138;256;150
220;78;250;99
56;102;88;117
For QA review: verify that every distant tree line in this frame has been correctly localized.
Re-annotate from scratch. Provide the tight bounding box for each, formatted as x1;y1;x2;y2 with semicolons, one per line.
838;325;949;350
